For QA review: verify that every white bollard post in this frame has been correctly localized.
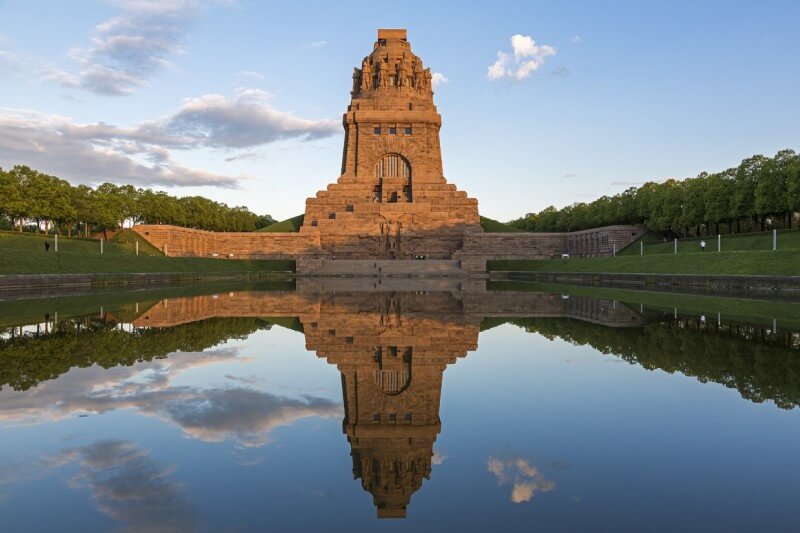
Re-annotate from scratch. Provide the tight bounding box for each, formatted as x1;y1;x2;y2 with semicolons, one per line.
54;234;58;252
674;238;677;254
135;241;139;256
773;229;777;250
640;241;643;256
718;234;721;252
100;238;104;254
613;243;616;257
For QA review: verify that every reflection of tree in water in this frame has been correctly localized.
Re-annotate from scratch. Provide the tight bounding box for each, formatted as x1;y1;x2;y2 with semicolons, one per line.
0;317;273;391
509;315;800;409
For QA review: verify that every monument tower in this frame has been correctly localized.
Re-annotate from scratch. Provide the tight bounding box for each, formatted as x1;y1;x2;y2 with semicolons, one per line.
299;29;481;264
131;29;645;269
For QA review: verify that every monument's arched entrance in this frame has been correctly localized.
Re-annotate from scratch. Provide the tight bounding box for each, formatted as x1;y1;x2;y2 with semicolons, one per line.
375;154;411;203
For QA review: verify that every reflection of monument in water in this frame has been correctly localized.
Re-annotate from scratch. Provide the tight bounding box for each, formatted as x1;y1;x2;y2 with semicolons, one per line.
132;284;642;518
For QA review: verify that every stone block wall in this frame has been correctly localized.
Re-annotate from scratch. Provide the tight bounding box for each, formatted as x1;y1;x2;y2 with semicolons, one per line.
457;224;646;272
132;225;320;260
566;225;647;257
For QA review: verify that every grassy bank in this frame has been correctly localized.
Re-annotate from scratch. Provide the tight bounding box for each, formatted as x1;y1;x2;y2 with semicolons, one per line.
620;228;800;256
488;250;800;276
489;281;800;328
0;230;294;275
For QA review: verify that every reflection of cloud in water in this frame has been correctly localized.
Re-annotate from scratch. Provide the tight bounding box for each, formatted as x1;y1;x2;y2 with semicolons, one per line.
432;449;447;465
1;440;194;531
0;347;342;448
159;388;341;448
487;456;555;504
30;440;194;532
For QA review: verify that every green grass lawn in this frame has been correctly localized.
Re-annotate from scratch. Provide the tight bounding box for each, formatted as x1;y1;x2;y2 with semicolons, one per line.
0;230;294;274
488;250;800;276
619;229;800;255
0;229;161;256
258;214;305;232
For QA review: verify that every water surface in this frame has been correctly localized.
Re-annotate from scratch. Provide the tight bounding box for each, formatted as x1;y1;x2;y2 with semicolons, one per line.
1;281;798;532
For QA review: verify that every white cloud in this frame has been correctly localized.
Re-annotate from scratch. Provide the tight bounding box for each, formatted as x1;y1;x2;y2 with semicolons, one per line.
487;34;556;81
46;0;232;96
572;35;582;44
236;70;265;81
0;89;339;188
431;72;449;88
487;456;555;503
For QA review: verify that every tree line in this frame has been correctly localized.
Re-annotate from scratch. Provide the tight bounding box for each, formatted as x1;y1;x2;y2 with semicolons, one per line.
508;315;800;409
0;165;275;237
0;316;274;391
509;149;800;236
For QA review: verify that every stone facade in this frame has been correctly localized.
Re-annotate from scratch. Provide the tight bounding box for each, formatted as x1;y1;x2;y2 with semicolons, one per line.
131;29;645;273
298;28;480;264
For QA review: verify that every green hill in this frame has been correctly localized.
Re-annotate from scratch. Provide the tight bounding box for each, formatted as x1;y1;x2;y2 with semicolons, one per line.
480;216;524;233
258;214;305;232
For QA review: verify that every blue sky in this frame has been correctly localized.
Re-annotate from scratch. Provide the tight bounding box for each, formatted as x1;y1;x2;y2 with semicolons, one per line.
1;0;798;221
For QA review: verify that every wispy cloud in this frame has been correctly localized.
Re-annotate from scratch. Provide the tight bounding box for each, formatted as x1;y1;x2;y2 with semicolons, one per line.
572;35;582;44
488;34;556;81
0;88;339;188
303;40;328;49
235;70;265;81
43;0;233;96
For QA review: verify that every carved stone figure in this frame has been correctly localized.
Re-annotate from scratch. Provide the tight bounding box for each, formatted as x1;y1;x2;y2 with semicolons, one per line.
397;56;410;88
352;67;362;95
361;58;372;91
377;60;388;88
413;58;424;89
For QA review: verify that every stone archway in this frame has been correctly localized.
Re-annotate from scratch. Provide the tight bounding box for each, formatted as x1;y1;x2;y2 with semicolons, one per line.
375;153;412;203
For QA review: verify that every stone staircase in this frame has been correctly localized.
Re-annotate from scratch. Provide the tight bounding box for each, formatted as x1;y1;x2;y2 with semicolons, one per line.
307;259;465;278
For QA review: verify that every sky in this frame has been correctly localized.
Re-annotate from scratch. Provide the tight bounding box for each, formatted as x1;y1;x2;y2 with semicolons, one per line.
1;0;799;222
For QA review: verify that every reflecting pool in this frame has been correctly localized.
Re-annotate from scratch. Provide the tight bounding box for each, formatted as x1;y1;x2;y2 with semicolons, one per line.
1;280;799;531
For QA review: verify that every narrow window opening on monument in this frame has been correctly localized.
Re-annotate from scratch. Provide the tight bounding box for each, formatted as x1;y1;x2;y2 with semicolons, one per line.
374;127;381;134
329;213;336;219
346;204;354;212
390;346;398;357
404;127;412;135
389;127;397;134
389;413;397;422
389;191;398;203
372;413;380;422
404;413;412;421
328;329;336;336
311;219;318;226
346;336;354;344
